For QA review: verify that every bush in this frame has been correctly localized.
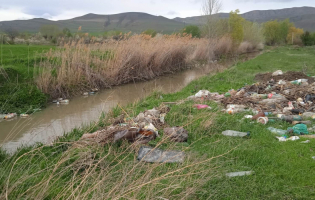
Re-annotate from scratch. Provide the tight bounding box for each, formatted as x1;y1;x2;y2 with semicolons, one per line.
103;31;123;40
243;21;264;47
0;83;47;114
301;31;315;46
263;19;294;45
182;25;201;38
142;29;157;37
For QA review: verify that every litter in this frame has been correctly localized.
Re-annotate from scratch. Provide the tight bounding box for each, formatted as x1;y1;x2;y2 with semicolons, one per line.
302;112;315;119
163;127;188;142
292;121;311;125
225;104;246;114
267;127;287;135
244;115;253;119
60;99;70;104
257;117;269;125
195;90;211;98
287;124;309;135
83;92;89;96
272;70;283;76
252;112;265;120
281;115;302;123
4;113;17;120
20;114;29;118
301;140;310;143
81;105;170;145
222;130;249;137
137;146;185;163
194;104;211;110
276;136;300;142
226;171;254;178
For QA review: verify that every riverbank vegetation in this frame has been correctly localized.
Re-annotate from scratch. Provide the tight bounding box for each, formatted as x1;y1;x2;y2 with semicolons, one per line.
1;46;315;199
1;10;267;113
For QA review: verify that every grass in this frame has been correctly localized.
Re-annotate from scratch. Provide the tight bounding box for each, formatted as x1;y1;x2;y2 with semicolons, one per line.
1;46;315;199
0;44;54;114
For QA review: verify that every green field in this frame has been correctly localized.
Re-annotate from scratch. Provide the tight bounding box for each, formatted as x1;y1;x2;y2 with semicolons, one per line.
0;44;53;114
1;46;315;199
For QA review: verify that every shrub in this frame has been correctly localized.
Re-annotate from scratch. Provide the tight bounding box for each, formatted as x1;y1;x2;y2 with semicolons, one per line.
301;31;315;46
142;29;157;37
229;10;244;45
182;25;201;38
40;25;60;40
0;83;47;114
287;27;304;45
243;21;264;47
263;19;293;45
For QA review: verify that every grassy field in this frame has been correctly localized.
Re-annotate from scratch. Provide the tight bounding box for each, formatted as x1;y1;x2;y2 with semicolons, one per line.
0;44;53;114
1;46;315;199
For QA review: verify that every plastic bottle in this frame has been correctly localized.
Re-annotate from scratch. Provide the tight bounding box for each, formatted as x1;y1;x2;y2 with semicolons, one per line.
222;130;249;137
267;127;287;135
281;115;302;122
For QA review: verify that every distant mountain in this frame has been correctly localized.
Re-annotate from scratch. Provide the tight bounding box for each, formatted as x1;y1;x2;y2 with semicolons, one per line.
174;6;315;31
0;12;186;34
0;7;315;34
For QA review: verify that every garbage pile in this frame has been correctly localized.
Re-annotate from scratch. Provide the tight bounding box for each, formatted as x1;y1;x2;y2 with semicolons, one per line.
81;104;188;163
188;70;315;141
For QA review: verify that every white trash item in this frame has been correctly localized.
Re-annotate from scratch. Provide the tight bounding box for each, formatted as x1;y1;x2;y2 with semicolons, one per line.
272;70;283;76
60;99;70;104
278;80;286;85
226;171;254;178
195;90;211;98
276;136;300;142
222;130;249;137
301;140;310;144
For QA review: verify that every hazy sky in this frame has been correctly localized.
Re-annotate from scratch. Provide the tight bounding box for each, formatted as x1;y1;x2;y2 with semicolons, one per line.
0;0;314;21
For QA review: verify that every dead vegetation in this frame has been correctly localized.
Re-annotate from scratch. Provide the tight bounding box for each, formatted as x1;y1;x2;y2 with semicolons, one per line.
35;34;261;98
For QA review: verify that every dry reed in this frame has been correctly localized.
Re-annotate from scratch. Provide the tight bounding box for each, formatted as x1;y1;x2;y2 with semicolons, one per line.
35;34;261;98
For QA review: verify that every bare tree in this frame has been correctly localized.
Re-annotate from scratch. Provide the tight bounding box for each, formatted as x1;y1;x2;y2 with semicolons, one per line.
202;0;222;39
5;27;19;42
202;0;222;16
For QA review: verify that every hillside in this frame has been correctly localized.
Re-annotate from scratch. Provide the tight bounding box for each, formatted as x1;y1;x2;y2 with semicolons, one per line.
0;7;315;33
0;12;186;34
174;6;315;31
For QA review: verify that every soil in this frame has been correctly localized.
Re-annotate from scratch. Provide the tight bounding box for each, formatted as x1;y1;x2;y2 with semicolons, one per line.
254;71;315;84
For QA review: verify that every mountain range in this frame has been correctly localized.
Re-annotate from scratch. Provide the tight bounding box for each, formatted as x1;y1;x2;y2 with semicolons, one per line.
0;6;314;34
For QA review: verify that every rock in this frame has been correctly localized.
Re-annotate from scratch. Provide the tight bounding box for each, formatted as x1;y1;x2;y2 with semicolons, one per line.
137;146;185;163
164;127;188;142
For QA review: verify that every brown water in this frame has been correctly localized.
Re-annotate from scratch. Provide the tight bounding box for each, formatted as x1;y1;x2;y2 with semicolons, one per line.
0;53;259;152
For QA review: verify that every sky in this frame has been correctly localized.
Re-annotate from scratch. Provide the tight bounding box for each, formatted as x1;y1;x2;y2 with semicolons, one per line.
0;0;314;21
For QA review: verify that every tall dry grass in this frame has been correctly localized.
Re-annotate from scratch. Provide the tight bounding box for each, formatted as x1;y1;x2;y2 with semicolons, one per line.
35;34;261;98
0;107;235;199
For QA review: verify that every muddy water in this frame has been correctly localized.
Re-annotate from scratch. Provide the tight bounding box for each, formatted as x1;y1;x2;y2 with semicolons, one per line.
0;53;258;152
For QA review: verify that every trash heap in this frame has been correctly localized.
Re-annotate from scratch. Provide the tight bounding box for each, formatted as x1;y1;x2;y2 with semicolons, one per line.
188;70;315;142
81;104;188;163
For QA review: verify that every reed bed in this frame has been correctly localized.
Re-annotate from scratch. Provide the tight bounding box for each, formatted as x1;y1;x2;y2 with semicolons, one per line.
35;34;259;98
